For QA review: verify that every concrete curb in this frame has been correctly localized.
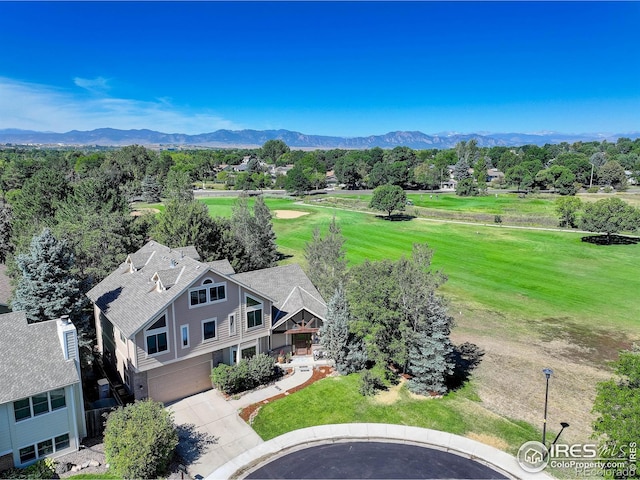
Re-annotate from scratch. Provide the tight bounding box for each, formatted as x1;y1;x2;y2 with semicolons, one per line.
207;423;555;480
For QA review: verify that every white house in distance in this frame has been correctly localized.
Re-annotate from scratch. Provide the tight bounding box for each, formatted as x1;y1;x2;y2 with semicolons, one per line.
0;313;86;470
86;241;326;405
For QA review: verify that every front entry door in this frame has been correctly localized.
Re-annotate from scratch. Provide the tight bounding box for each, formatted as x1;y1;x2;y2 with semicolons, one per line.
292;333;311;355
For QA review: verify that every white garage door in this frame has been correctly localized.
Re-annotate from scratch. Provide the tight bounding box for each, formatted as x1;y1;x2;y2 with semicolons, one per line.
147;354;213;404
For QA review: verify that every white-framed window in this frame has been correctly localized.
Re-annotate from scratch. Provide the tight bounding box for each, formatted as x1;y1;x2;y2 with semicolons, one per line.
189;279;227;308
13;388;67;422
202;318;217;341
241;346;257;359
246;295;263;329
119;330;126;344
145;314;168;356
228;313;237;336
18;433;70;465
180;324;189;348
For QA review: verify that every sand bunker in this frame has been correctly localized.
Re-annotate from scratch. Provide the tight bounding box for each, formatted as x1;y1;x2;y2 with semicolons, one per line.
274;210;310;219
130;208;161;216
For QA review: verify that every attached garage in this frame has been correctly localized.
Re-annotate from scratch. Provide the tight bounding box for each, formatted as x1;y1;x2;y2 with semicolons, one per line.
147;354;213;404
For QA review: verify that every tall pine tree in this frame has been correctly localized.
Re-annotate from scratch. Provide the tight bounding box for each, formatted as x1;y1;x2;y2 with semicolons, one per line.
12;229;85;324
230;195;278;272
319;285;352;374
304;216;347;300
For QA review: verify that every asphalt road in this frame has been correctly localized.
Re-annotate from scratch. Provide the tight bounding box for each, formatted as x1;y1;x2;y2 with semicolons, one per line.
245;441;509;479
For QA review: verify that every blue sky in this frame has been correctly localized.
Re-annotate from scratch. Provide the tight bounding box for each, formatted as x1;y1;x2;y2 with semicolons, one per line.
1;1;639;136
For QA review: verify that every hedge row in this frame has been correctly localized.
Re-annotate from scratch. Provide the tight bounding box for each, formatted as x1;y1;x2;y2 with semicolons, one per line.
211;353;284;395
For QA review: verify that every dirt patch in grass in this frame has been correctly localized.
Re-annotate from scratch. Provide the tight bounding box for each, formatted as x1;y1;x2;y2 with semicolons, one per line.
466;432;509;451
130;207;160;216
450;303;618;444
530;317;634;365
374;377;430;405
239;366;333;423
274;210;310;219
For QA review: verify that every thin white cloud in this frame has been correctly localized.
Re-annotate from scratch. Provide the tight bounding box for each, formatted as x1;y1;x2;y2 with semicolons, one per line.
0;77;240;134
73;76;111;93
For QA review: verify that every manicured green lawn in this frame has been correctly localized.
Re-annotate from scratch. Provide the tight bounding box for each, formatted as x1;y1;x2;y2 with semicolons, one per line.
197;195;639;333
251;374;539;455
342;192;557;216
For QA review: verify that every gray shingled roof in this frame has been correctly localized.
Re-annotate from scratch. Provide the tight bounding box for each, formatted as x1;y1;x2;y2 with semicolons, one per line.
0;263;11;306
174;246;201;261
206;260;236;276
0;312;80;403
87;241;213;338
232;264;326;325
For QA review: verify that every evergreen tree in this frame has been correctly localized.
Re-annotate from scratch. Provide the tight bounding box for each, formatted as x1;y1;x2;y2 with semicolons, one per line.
0;202;13;263
407;291;454;395
12;229;85;324
304;216;347;299
141;174;162;203
230;195;278;272
252;196;279;267
319;285;351;374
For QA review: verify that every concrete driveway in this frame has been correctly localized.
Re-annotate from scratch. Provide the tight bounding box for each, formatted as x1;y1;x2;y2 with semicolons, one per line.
168;389;263;479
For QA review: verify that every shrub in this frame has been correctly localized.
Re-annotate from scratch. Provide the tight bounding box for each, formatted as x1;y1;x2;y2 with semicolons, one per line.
359;370;384;396
211;354;283;395
0;459;55;479
587;186;599;193
103;399;178;479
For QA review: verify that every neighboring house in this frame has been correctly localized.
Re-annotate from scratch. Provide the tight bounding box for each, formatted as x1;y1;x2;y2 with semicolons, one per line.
0;264;11;314
0;313;86;470
487;168;505;183
86;241;326;405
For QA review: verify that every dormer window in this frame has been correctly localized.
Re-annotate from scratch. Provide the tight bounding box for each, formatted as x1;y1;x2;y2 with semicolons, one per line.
145;314;168;355
189;279;227;308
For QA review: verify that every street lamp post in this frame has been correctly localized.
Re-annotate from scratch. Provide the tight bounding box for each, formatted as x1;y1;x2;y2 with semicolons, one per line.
542;368;553;447
552;422;570;447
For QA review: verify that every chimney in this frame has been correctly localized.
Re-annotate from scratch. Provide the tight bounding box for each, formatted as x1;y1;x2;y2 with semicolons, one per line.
57;315;79;363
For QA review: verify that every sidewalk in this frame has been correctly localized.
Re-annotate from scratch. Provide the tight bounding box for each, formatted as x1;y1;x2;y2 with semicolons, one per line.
228;358;332;409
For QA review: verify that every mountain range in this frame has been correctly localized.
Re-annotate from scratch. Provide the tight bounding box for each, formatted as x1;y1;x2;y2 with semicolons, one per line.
1;128;638;149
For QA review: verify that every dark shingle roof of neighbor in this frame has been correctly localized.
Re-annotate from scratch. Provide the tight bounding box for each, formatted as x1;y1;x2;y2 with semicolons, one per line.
0;312;80;403
232;264;327;325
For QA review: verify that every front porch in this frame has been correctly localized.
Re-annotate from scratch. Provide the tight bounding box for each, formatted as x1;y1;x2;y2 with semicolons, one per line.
271;309;322;357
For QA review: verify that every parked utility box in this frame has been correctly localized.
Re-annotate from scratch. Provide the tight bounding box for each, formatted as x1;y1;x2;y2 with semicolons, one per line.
97;378;110;399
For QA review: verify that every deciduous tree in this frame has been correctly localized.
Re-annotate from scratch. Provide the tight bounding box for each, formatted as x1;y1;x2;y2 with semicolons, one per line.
104;400;178;479
555;196;582;228
580;198;638;241
592;345;640;475
261;139;290;164
369;184;406;217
